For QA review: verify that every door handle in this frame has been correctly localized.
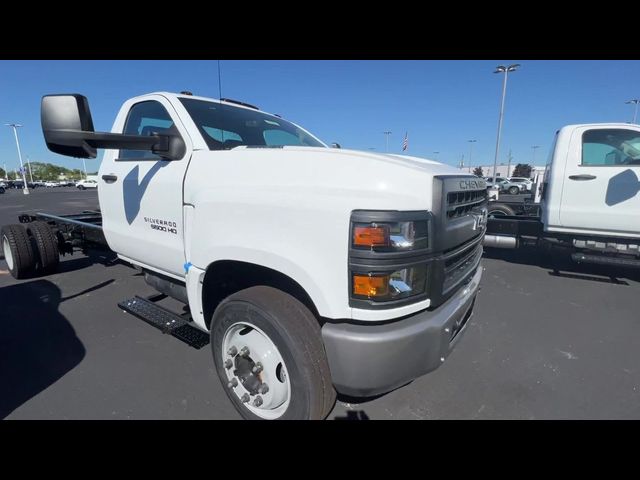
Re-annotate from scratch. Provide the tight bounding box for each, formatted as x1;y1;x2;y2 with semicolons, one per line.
568;174;596;181
102;174;118;183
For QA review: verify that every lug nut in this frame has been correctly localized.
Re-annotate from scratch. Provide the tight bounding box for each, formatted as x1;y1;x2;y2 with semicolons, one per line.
224;359;233;369
252;363;263;374
258;384;269;395
240;346;250;357
253;396;263;407
227;346;238;356
227;378;238;388
241;393;250;403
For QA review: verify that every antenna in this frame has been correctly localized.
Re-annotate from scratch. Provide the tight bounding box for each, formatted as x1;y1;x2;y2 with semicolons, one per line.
218;60;224;144
217;60;223;100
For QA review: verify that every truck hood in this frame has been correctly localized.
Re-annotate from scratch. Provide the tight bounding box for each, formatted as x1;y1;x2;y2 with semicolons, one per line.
186;146;474;212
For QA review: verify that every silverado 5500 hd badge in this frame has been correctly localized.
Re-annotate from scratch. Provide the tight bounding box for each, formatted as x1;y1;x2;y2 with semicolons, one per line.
144;217;178;235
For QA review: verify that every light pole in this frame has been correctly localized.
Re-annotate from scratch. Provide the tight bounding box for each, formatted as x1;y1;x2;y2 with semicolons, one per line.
26;155;34;183
492;64;520;186
625;99;640;124
531;145;540;165
433;151;440;160
6;123;29;194
468;139;477;172
383;131;392;153
82;158;88;180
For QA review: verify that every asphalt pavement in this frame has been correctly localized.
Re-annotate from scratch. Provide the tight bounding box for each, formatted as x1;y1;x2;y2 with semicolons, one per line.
1;188;639;419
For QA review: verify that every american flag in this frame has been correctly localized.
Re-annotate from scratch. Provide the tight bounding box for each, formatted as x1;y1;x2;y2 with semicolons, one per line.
402;132;408;151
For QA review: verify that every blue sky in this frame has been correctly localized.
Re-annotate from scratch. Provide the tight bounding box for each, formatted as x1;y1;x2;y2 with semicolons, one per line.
1;60;639;173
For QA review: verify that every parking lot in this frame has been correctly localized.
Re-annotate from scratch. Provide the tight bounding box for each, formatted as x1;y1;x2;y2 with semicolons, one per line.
1;188;639;419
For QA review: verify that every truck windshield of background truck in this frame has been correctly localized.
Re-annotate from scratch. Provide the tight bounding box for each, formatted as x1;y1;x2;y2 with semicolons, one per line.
179;98;326;150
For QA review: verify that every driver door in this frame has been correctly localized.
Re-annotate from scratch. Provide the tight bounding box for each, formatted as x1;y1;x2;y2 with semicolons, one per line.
560;126;640;236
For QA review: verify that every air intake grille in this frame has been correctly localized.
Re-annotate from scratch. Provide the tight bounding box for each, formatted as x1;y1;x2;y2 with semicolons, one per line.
446;189;487;219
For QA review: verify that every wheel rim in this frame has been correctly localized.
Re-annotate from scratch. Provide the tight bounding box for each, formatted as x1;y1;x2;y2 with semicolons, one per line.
3;235;14;271
222;322;291;419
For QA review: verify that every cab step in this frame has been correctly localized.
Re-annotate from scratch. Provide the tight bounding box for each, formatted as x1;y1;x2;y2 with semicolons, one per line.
118;295;210;349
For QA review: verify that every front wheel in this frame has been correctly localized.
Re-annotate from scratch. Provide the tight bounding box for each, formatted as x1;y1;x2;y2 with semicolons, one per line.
210;286;336;420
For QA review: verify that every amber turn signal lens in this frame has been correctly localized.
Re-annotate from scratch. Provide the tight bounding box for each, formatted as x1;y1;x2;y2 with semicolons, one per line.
353;225;389;247
353;274;390;298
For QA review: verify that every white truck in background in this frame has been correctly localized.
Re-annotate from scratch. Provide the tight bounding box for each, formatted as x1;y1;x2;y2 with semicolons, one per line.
485;124;640;267
1;92;488;420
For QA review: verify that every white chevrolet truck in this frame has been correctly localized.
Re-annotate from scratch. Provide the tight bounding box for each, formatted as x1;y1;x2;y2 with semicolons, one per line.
1;92;487;419
485;123;640;267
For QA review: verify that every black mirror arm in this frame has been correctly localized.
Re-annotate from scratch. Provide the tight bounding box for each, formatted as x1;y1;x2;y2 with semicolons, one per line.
44;129;174;158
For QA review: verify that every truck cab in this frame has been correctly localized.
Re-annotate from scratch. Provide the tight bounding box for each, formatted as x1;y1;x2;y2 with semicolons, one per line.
16;91;488;419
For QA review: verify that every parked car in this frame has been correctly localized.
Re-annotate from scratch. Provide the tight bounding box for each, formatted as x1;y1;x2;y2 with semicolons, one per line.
76;179;98;190
0;185;4;194
44;181;58;187
485;177;524;195
508;177;533;191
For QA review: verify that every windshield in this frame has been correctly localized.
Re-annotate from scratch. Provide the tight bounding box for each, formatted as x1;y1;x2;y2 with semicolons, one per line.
179;98;326;150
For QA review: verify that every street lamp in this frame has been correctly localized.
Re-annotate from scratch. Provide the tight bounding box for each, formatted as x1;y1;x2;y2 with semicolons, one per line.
468;140;477;172
383;131;392;153
5;123;29;195
531;145;540;164
625;99;640;124
492;64;520;180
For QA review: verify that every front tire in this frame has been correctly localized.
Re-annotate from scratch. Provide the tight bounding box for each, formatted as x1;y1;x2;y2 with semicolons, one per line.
508;186;519;195
210;286;336;420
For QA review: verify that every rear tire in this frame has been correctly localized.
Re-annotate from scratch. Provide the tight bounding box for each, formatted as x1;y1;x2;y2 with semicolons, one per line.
78;185;85;190
26;221;60;275
210;286;336;420
488;203;516;217
1;224;36;279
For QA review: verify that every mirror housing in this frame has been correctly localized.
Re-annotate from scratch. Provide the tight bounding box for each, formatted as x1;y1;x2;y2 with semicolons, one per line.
331;142;341;149
41;94;185;160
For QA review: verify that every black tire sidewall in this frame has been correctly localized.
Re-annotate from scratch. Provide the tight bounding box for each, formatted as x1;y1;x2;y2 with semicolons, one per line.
211;300;312;420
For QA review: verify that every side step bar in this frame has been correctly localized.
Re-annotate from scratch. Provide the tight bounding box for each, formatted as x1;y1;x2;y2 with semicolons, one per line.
572;253;640;268
118;296;210;349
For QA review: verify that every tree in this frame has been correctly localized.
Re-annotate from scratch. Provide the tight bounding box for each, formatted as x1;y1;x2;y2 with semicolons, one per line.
472;166;483;177
0;167;5;179
512;163;533;178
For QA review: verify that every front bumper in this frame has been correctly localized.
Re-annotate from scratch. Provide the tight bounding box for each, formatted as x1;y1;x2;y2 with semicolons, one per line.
321;264;482;397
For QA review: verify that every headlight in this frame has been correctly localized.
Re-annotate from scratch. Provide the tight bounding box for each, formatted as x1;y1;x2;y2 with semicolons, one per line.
352;220;428;251
352;265;427;301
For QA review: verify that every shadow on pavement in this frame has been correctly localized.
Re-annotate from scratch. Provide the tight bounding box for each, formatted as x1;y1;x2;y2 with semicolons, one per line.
0;280;86;419
483;247;640;284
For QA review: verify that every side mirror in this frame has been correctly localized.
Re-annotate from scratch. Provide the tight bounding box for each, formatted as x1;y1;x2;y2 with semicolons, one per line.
41;95;97;158
331;142;341;149
41;94;185;160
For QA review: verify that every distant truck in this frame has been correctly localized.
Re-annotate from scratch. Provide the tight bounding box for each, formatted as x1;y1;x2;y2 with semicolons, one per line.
485;124;640;267
1;92;487;420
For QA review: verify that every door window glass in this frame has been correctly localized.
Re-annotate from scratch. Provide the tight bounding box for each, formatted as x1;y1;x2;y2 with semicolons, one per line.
582;129;640;166
119;101;178;160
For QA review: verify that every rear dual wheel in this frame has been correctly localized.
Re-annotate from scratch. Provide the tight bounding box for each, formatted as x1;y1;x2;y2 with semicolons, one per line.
1;222;59;279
